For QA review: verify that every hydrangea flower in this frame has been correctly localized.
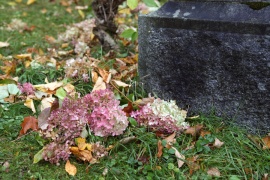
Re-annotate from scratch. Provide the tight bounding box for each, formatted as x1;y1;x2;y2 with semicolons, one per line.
42;97;88;164
18;82;35;95
83;89;129;137
131;98;189;133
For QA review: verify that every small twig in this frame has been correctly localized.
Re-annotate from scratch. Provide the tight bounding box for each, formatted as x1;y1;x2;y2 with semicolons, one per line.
11;130;34;142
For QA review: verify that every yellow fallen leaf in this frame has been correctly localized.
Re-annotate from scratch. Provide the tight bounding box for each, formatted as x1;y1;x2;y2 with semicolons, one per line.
34;81;63;92
15;53;32;60
27;0;36;5
24;98;36;113
78;9;85;19
172;147;185;168
15;0;22;3
91;71;98;83
63;83;75;93
65;160;77;176
92;77;106;92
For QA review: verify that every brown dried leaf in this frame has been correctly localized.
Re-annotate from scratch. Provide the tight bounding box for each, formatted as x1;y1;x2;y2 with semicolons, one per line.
157;140;163;158
65;160;77;176
123;102;133;116
164;132;176;148
112;80;130;87
207;167;221;177
262;136;270;149
187;156;200;175
19;116;38;136
262;174;269;180
200;130;211;137
185;124;204;139
172;147;185;168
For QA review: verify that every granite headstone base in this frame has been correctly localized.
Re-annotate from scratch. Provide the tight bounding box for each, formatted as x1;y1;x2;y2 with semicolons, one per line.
138;1;270;134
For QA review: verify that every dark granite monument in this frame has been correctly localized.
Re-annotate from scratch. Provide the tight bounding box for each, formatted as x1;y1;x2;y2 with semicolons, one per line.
138;0;270;134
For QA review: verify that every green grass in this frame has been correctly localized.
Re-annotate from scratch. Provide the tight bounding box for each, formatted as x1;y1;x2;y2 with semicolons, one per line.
0;0;269;179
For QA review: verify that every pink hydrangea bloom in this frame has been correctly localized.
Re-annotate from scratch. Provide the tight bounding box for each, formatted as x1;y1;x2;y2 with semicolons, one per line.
83;89;129;137
18;82;35;95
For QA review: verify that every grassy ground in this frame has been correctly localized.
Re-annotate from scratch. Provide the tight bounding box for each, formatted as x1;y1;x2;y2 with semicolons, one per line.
0;0;269;179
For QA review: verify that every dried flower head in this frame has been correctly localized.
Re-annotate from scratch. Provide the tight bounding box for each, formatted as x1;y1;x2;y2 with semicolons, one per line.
131;98;189;133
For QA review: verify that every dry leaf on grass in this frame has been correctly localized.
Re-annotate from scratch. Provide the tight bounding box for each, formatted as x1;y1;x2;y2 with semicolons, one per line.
0;41;10;48
19;116;38;136
65;160;77;176
213;138;224;148
92;77;106;91
164;132;176;148
262;136;270;149
207;167;221;177
185;124;204;137
172;147;185;168
24;98;36;113
156;140;163;158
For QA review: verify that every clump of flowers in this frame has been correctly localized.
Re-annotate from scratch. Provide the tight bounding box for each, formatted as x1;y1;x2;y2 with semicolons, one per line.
41;89;128;164
83;89;129;137
18;82;35;95
42;97;89;165
131;98;189;133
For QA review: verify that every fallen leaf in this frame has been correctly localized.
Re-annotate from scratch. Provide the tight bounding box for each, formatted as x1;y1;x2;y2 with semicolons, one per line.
133;97;155;106
172;147;185;168
91;70;99;83
45;35;56;44
200;130;211;137
24;98;36;113
4;95;15;103
123;102;133;116
65;160;77;176
164;132;176;148
207;167;221;177
19;116;38;136
156;140;163;158
15;53;32;60
2;161;10;172
34;81;63;92
186;156;200;175
112;80;130;87
98;68;111;83
92;77;106;92
27;0;36;5
33;148;44;163
213;138;224;148
262;136;270;149
262;174;269;180
185;124;204;139
40;96;55;111
70;147;93;162
78;9;85;19
38;107;50;130
0;41;10;48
